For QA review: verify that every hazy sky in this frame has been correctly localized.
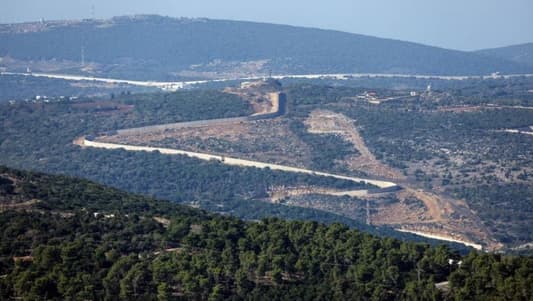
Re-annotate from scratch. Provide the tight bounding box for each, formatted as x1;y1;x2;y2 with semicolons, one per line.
2;0;532;51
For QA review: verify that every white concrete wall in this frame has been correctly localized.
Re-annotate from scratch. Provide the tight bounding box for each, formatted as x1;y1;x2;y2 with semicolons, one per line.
83;139;397;188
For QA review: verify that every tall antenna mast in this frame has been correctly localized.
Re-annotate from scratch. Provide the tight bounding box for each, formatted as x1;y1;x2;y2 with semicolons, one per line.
91;5;95;19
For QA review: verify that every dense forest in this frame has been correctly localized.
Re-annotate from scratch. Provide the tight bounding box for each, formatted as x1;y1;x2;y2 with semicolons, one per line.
2;15;532;80
0;166;532;300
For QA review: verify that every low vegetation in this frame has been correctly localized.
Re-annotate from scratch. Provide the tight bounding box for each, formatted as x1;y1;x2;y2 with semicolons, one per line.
1;166;531;300
285;81;533;247
1;79;532;248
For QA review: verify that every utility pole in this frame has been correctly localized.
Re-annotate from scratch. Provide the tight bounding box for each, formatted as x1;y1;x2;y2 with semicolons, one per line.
81;46;85;67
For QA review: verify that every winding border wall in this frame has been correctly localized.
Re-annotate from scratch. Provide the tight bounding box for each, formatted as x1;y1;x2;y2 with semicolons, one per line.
82;139;397;189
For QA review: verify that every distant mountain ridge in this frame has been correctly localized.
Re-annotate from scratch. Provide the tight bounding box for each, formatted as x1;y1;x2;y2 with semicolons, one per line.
475;42;533;67
1;15;532;80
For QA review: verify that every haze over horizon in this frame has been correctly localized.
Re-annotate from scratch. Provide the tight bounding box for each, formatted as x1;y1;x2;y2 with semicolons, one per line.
2;0;532;51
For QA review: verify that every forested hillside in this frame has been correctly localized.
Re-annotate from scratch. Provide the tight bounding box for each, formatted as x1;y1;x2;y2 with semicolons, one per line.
2;79;532;249
285;81;533;247
1;15;532;80
1;166;531;300
0;88;427;242
476;43;533;67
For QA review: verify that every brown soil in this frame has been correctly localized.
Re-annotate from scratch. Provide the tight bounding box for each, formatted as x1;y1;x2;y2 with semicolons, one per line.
301;110;499;249
224;80;281;115
99;119;313;168
304;109;404;180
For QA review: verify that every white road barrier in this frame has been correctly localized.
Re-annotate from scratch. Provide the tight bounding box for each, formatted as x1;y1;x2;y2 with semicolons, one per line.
82;139;397;188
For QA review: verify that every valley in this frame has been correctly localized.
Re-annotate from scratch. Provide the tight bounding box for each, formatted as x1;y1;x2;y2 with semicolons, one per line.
1;10;532;300
72;79;518;251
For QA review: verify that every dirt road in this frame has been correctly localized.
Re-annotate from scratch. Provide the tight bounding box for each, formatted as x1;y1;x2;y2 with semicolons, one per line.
304;109;404;179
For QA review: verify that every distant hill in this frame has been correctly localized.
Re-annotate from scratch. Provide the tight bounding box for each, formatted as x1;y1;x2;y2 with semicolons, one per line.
475;43;533;67
1;15;532;80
